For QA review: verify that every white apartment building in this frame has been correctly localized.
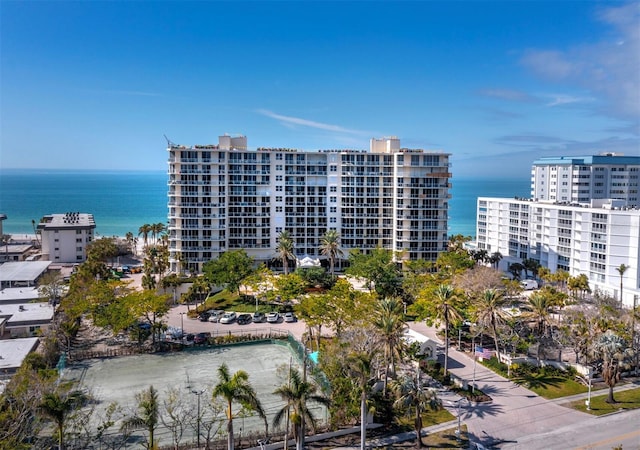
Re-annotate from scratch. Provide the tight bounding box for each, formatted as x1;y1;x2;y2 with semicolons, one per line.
37;213;96;263
168;135;451;273
531;153;640;207
476;197;640;307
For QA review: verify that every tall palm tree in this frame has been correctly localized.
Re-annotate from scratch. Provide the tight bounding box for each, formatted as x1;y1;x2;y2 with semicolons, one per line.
273;368;330;450
373;297;406;395
616;264;628;308
390;373;441;448
319;230;343;275
473;289;510;362
120;385;159;450
213;363;265;450
40;390;86;450
152;222;166;246
432;284;463;376
525;292;552;337
594;331;633;403
347;351;374;450
276;230;295;275
138;224;152;250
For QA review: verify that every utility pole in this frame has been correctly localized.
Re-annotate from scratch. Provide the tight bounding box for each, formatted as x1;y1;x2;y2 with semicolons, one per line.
192;389;205;448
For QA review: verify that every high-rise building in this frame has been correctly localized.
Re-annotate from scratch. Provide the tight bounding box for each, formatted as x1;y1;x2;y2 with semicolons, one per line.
168;135;451;273
477;153;640;307
531;153;640;206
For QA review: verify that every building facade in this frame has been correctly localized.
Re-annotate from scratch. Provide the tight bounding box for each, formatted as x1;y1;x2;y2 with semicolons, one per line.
37;213;96;263
476;197;640;307
531;154;640;207
168;135;451;273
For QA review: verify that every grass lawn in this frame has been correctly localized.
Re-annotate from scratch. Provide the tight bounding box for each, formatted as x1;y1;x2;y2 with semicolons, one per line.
569;387;640;416
514;373;588;399
421;425;468;449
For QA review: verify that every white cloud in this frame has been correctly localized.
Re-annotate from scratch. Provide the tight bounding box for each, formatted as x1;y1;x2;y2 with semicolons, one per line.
256;109;369;136
520;2;640;127
478;88;536;102
543;94;594;107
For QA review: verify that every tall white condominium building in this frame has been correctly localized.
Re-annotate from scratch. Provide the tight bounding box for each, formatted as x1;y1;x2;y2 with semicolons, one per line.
531;153;639;207
476;153;640;307
168;135;451;274
37;213;96;263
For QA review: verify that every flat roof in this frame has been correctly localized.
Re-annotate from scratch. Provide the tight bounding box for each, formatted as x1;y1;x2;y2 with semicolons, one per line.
0;338;39;374
533;155;640;166
0;287;41;303
0;261;51;282
37;213;96;230
1;302;54;323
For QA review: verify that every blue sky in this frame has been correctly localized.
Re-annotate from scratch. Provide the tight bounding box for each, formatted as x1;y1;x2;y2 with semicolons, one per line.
1;1;638;178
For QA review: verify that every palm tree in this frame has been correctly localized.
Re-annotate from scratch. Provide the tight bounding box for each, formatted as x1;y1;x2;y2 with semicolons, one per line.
473;289;510;362
213;363;265;450
152;222;166;246
347;351;374;450
431;284;463;376
525;292;552;337
616;264;628;308
40;390;86;450
489;251;503;270
273;368;330;450
138;224;152;250
121;386;160;450
276;230;295;275
32;218;41;247
319;230;343;275
390;373;441;448
373;297;406;395
125;231;135;254
594;331;634;403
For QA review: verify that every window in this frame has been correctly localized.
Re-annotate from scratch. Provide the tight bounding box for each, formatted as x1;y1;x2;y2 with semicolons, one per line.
276;153;283;160
276;165;283;171
330;196;337;203
276;175;282;181
330;217;336;223
276;196;282;202
276;206;282;212
330;165;337;172
76;230;82;234
76;247;83;251
276;227;282;233
276;186;283;192
330;206;337;213
330;186;337;192
76;238;82;243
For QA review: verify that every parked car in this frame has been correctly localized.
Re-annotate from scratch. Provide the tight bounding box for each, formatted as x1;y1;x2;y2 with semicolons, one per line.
237;313;252;325
283;312;297;323
208;310;225;322
198;312;210;322
219;312;237;324
194;332;211;344
266;312;280;323
521;279;539;290
253;312;266;323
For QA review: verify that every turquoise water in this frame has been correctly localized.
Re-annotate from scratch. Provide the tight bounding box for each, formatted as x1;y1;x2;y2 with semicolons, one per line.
0;169;528;238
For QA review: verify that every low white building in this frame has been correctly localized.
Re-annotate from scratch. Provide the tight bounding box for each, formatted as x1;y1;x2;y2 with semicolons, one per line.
0;338;39;377
0;261;51;289
0;302;55;338
476;197;640;307
37;212;95;263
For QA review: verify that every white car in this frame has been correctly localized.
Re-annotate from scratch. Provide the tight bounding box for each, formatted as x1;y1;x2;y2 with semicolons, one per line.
266;312;280;323
219;312;237;324
208;310;225;322
284;312;296;323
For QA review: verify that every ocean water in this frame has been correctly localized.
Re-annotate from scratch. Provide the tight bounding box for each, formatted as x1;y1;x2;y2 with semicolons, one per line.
0;169;529;239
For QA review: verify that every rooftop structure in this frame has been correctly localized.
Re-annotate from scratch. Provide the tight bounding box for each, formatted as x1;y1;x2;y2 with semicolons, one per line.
531;153;640;207
37;213;96;263
168;134;451;273
0;287;41;304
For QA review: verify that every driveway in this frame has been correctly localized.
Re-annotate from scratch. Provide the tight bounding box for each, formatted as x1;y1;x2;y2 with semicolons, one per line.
409;322;589;449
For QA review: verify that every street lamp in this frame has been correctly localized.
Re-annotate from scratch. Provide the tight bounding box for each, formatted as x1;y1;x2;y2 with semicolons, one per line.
454;398;469;443
179;312;186;338
192;389;205;448
585;367;592;411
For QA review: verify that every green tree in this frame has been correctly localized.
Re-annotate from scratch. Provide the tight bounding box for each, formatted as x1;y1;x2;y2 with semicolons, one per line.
390;373;441;448
212;363;265;450
275;273;307;303
121;386;160;450
507;262;525;281
522;258;541;279
203;249;254;295
40;390;86;450
127;290;171;348
319;229;344;276
567;274;591;300
138;224;152;250
273;368;330;450
38;271;65;305
275;230;295;275
616;264;628;308
593;331;634;403
346;248;402;297
373;298;406;395
473;289;510;361
413;284;463;376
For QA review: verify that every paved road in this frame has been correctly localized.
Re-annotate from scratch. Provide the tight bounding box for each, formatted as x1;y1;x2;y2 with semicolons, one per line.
409;322;592;449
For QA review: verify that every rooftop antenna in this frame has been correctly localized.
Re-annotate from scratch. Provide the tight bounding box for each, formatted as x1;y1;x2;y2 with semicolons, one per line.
164;134;176;147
